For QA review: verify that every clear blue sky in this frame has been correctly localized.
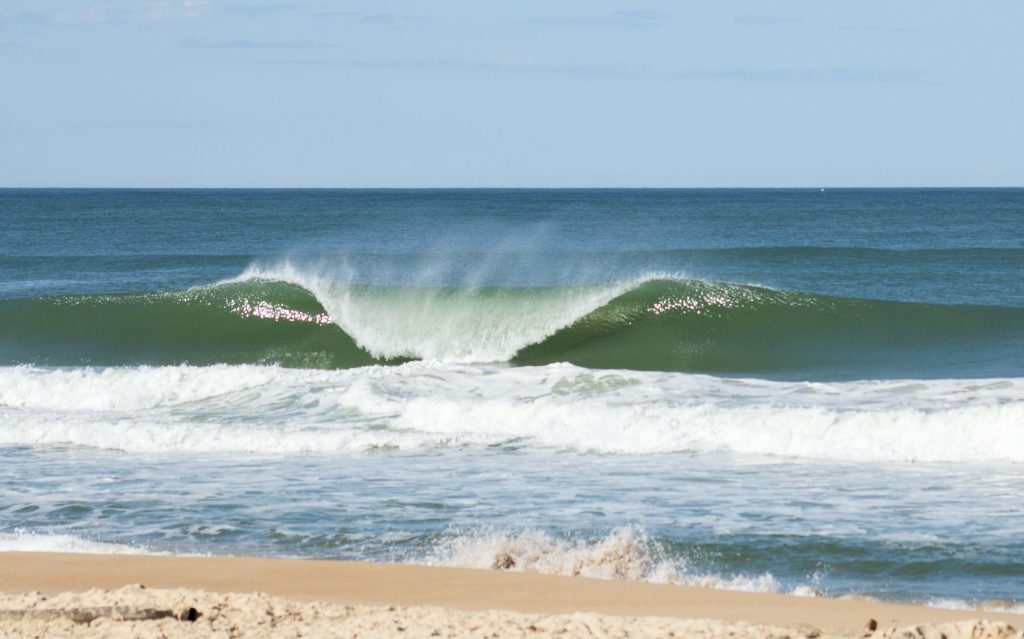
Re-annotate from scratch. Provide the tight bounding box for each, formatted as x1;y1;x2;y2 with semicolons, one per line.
1;1;1022;187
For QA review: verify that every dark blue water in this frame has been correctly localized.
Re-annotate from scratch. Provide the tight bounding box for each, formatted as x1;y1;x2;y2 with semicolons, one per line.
3;188;1022;302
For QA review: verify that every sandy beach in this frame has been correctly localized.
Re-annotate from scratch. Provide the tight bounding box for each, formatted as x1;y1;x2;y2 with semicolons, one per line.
1;552;1021;638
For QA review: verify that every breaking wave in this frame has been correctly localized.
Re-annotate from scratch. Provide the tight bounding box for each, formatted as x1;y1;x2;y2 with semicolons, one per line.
1;364;1022;462
421;526;818;595
2;265;1022;378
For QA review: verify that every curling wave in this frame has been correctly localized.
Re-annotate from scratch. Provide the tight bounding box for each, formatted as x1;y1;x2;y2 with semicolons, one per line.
1;273;1023;377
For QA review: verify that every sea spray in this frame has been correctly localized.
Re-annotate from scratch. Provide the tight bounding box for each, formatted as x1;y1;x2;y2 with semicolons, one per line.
232;259;638;362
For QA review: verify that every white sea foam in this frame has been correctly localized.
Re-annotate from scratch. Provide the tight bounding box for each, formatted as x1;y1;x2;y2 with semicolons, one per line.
0;365;284;412
1;364;1022;462
926;598;1024;614
421;526;812;595
0;532;153;555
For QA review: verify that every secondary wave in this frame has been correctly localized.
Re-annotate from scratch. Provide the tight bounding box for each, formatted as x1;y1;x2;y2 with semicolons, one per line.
2;364;1022;462
2;272;1023;377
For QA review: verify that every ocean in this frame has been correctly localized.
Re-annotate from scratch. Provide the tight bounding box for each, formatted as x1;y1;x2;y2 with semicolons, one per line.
1;188;1022;608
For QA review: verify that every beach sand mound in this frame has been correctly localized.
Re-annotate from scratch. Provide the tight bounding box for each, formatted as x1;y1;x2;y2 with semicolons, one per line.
869;621;1023;639
0;585;1020;639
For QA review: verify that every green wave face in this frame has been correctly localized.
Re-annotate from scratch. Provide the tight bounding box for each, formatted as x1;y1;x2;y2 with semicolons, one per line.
0;282;382;369
514;280;1024;378
2;278;1022;378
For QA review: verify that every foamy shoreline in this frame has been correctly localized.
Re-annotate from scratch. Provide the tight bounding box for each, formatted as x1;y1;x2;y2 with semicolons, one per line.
1;552;1022;638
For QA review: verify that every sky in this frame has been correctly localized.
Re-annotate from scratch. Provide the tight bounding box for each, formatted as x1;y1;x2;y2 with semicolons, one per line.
1;1;1022;187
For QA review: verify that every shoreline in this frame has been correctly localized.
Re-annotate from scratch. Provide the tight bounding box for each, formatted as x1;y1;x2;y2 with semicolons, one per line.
1;552;1022;637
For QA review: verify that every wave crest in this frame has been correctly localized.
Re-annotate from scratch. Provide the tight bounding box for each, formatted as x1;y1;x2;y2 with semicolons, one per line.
2;263;1023;377
234;261;638;362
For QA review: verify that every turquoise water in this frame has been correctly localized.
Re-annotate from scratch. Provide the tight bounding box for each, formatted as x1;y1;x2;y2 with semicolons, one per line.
1;189;1022;607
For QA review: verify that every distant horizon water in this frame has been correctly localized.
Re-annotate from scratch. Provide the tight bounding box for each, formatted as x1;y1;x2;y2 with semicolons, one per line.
4;186;1024;190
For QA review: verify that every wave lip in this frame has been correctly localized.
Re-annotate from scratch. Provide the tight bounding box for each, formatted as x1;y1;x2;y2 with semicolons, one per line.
233;261;641;363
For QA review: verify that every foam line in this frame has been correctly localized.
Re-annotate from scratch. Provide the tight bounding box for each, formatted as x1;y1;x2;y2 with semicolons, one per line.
2;364;1022;462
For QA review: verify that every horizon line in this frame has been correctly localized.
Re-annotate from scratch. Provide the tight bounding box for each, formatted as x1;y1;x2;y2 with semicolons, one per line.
2;185;1023;191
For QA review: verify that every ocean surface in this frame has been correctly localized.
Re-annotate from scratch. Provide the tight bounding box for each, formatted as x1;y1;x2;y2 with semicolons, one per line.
1;188;1022;608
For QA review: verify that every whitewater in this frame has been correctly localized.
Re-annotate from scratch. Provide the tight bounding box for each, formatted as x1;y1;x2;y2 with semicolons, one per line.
2;362;1023;462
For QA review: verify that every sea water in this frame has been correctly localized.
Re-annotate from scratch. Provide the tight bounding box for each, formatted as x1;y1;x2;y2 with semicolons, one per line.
1;189;1022;608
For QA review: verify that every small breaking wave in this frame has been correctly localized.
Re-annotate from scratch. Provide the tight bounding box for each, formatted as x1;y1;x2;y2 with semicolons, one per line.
926;598;1024;615
0;531;155;555
420;526;817;595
